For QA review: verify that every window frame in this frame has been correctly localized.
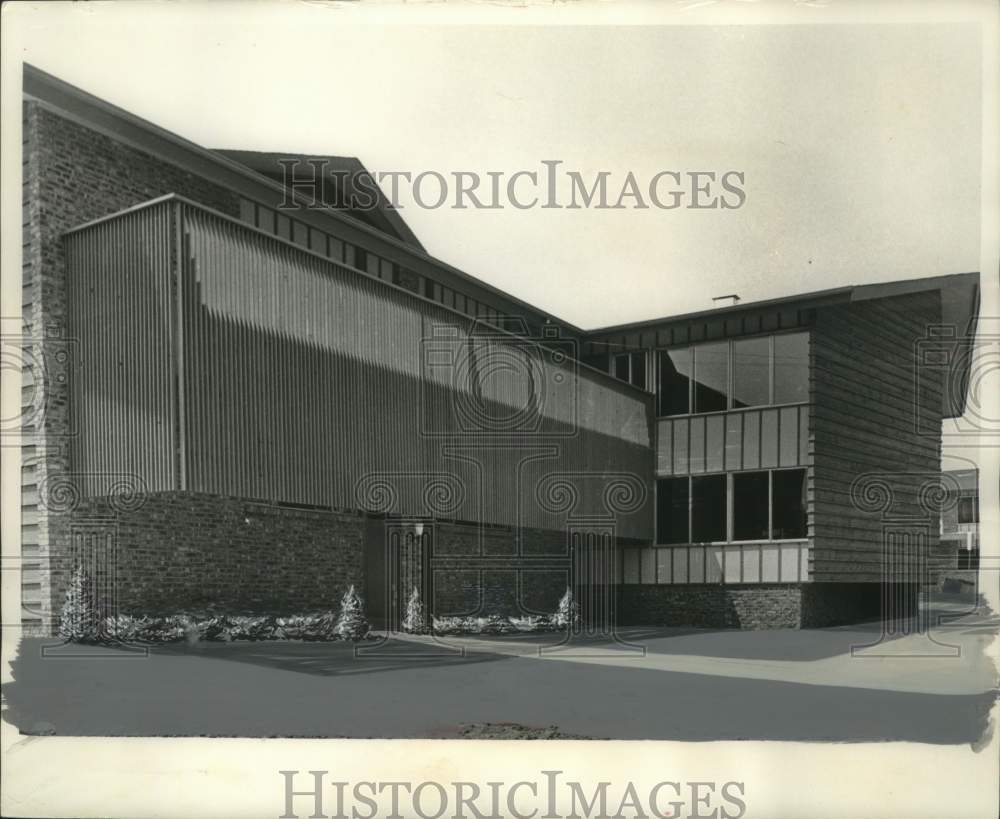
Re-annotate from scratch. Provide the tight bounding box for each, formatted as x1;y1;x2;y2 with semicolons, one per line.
655;466;808;546
655;329;809;419
612;350;649;391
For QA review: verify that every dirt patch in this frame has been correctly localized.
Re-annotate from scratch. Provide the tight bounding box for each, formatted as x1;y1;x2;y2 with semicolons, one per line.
455;722;598;740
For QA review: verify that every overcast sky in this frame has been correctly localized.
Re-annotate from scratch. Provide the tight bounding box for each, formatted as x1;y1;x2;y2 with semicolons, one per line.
10;6;983;330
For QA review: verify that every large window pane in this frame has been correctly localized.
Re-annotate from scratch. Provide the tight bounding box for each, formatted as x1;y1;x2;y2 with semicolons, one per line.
691;475;726;542
693;342;729;413
656;478;689;544
773;332;809;404
732;337;770;408
630;351;647;390
733;471;770;541
658;349;692;416
614;351;647;390
772;468;807;539
958;496;979;524
614;353;630;382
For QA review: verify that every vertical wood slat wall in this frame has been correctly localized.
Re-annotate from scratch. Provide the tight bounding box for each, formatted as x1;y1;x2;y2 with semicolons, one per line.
809;291;944;582
65;197;654;539
66;201;177;498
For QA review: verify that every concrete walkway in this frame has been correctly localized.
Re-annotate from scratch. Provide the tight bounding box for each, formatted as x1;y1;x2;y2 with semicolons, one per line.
2;601;996;741
395;604;998;696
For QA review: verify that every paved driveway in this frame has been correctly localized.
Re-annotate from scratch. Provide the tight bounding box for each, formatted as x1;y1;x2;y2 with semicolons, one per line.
3;602;996;742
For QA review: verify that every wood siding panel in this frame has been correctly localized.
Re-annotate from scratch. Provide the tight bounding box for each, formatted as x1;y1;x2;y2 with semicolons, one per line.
810;292;943;582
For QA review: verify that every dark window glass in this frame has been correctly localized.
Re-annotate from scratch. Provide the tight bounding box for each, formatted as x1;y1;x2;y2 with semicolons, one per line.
732;337;770;408
773;332;809;404
354;246;368;273
693;342;728;413
256;206;276;233
614;354;630;382
772;469;807;539
691;475;726;542
239;198;256;225
958;549;980;570
658;349;692;416
631;352;647;390
957;496;979;524
656;478;689;544
733;471;770;541
293;220;309;247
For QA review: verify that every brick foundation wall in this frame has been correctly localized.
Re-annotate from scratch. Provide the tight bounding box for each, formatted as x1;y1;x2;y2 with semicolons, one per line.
429;523;570;618
618;584;803;629
22;101;241;632
49;492;364;617
618;582;915;629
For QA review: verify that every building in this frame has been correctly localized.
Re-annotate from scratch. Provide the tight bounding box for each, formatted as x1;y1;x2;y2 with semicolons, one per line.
16;64;980;635
938;469;980;591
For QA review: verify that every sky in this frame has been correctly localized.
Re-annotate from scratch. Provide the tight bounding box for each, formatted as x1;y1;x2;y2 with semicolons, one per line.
2;2;994;468
4;6;983;330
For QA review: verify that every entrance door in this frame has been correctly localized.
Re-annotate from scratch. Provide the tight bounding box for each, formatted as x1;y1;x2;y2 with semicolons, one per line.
570;524;617;635
364;517;433;632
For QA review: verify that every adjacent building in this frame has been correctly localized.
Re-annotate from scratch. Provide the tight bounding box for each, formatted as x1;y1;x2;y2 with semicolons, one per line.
17;64;980;634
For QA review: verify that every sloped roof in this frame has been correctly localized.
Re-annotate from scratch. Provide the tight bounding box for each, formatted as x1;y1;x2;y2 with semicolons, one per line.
215;149;424;251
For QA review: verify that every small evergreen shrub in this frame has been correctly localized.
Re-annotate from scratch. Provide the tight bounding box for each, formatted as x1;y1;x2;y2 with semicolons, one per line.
58;566;97;642
552;587;579;630
402;587;428;634
335;585;370;641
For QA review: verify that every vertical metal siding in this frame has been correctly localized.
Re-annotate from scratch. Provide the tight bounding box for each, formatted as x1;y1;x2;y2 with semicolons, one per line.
66;201;176;496
65;197;654;539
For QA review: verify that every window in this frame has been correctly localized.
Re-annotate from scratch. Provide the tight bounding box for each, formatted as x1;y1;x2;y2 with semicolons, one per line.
239;197;256;225
772;469;807;539
774;332;809;404
657;332;809;417
257;206;276;233
732;337;770;408
352;246;365;272
733;471;769;541
613;351;647;390
957;496;979;524
691;475;726;542
958;549;980;570
656;477;689;544
658;468;807;545
276;213;292;241
657;348;692;416
693;342;728;413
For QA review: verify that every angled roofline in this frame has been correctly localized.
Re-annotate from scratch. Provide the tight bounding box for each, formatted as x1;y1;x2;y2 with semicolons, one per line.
586;272;980;337
22;63;585;336
588;271;980;419
214;148;426;252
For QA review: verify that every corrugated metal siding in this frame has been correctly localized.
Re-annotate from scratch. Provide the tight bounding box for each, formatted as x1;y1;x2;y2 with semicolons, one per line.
65;200;177;497
66;197;654;538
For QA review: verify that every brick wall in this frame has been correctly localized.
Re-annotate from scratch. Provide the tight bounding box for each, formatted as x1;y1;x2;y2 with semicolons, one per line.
21;101;241;631
618;584;804;629
429;523;570;617
49;492;364;616
617;582;916;629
